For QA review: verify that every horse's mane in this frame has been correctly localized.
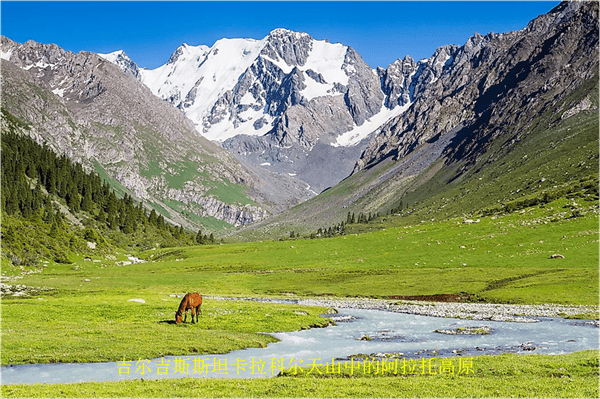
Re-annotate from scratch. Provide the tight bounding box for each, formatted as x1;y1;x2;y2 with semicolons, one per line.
176;295;189;316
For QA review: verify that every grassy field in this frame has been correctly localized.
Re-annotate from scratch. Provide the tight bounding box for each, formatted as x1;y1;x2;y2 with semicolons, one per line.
2;351;598;398
10;195;597;305
0;297;332;365
1;194;598;397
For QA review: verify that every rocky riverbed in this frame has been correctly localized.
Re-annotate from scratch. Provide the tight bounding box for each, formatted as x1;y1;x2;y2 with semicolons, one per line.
207;296;599;326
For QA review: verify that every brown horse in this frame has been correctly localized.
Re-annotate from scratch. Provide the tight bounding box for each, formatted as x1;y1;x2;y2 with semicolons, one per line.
175;292;203;324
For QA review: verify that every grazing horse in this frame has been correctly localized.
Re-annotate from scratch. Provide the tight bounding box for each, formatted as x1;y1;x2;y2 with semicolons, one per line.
175;292;203;324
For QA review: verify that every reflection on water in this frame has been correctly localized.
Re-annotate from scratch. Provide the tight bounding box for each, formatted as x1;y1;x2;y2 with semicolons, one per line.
2;308;598;384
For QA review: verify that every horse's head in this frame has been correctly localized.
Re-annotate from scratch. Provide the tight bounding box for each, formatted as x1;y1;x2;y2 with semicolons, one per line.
175;311;182;324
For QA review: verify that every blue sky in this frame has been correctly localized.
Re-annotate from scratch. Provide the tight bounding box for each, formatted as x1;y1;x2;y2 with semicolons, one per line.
1;1;560;69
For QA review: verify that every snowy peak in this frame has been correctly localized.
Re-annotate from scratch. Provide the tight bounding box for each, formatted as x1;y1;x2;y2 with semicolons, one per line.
97;49;127;63
262;28;313;67
139;36;266;135
136;28;368;143
267;28;310;39
98;50;140;78
166;43;210;65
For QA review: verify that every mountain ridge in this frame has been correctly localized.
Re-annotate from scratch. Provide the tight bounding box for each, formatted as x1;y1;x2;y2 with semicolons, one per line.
0;36;276;231
103;28;410;194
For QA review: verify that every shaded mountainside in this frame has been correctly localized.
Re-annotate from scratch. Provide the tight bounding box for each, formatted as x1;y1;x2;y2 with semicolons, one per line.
0;122;212;266
356;1;599;173
234;1;599;239
0;37;288;231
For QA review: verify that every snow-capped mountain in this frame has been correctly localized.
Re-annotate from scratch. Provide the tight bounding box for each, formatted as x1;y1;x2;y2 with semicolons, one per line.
97;50;140;79
138;29;395;145
104;29;418;193
102;27;538;195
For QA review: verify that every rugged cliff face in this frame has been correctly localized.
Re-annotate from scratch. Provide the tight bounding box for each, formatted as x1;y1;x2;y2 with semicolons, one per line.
356;1;599;175
0;37;272;229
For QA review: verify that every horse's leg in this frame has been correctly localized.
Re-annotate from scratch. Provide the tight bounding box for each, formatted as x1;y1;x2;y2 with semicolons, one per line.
184;309;188;323
192;308;197;324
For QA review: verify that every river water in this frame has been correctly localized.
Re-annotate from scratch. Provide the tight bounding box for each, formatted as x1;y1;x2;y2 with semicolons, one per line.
2;308;598;384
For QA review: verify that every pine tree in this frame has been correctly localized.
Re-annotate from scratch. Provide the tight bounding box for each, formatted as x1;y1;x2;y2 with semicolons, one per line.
148;209;158;226
0;183;6;213
157;215;165;229
121;218;134;234
3;224;16;244
5;189;17;214
49;221;61;238
66;186;80;212
96;210;107;225
25;162;36;179
108;215;118;230
80;189;93;212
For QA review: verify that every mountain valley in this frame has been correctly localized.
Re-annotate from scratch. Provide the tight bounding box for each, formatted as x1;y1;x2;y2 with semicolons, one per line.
1;3;599;397
0;1;598;240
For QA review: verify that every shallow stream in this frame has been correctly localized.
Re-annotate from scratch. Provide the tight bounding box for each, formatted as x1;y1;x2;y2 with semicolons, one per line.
2;308;598;384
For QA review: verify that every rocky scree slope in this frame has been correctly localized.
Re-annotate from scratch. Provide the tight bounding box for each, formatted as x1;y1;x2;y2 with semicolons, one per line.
0;37;273;230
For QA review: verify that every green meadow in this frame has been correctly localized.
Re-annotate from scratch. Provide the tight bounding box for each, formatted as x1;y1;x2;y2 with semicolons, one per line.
9;196;597;305
3;351;599;398
1;195;598;397
1;296;332;365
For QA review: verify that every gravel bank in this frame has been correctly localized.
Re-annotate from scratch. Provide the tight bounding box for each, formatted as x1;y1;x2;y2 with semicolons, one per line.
299;298;599;324
207;296;599;325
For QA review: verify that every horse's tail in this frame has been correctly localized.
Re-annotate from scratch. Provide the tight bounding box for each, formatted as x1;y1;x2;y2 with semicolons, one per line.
194;293;202;315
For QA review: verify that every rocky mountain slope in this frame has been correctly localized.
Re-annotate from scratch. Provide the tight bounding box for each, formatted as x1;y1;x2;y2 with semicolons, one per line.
0;37;282;231
356;1;598;173
109;18;592;199
234;0;599;237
